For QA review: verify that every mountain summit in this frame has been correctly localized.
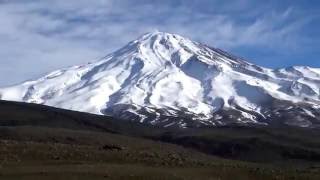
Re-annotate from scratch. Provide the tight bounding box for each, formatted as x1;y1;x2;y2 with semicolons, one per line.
1;31;319;128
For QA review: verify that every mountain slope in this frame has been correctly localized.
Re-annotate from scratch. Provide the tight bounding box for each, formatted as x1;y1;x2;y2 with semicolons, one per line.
0;31;319;128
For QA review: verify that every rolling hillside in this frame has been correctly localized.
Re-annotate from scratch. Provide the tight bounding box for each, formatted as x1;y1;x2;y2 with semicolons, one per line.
0;100;319;179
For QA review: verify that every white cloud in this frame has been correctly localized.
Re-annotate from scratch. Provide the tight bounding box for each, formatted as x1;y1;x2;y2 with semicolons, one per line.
0;0;313;86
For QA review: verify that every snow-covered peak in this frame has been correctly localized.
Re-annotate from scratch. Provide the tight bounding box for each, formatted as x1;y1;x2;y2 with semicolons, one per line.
0;32;319;128
137;31;191;44
134;31;200;65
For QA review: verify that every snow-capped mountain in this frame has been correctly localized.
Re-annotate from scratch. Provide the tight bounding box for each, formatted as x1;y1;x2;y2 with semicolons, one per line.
1;31;320;128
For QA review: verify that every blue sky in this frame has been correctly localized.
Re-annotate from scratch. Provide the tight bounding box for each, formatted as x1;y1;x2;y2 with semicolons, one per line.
0;0;319;86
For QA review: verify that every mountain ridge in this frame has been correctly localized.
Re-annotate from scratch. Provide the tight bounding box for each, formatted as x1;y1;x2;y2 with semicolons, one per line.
0;31;319;128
